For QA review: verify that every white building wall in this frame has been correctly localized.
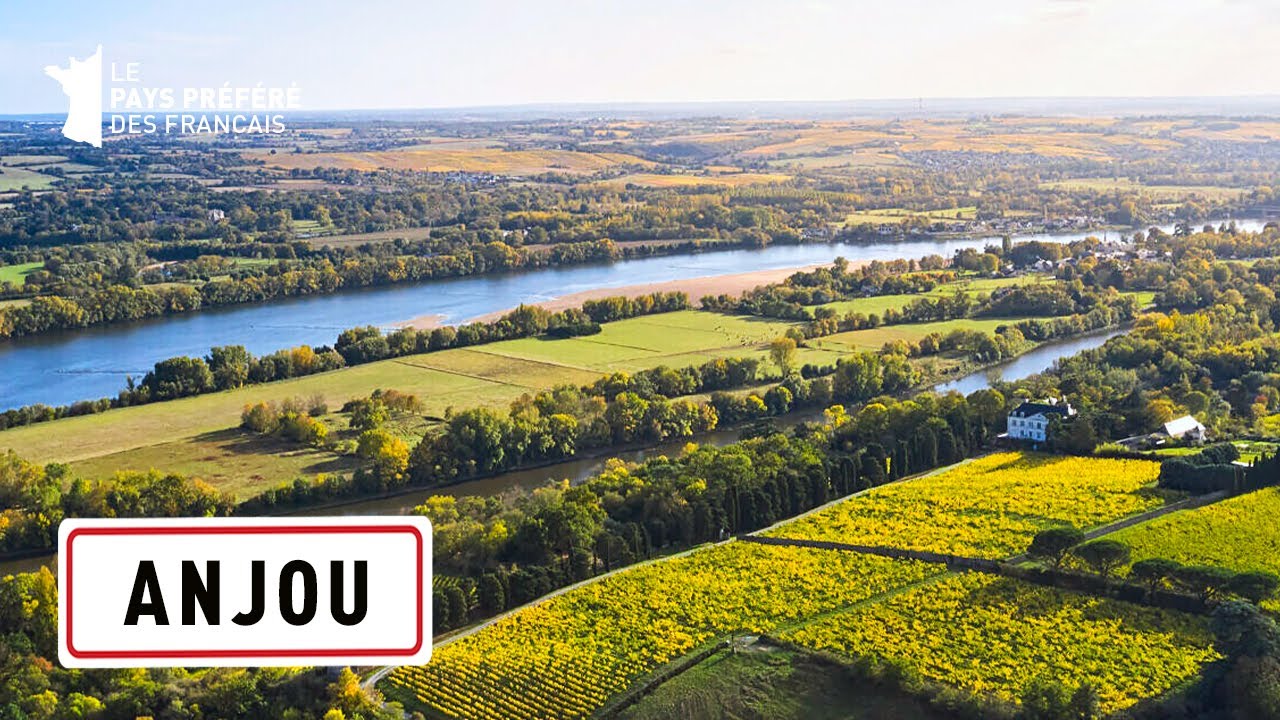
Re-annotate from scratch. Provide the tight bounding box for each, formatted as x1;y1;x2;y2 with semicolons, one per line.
1007;413;1049;442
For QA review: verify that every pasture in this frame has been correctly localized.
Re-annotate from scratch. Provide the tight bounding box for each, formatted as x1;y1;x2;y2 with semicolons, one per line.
815;275;1048;317
0;166;55;191
0;261;42;285
0;310;804;494
844;206;979;225
816;317;1030;352
0;269;1083;496
1040;178;1247;202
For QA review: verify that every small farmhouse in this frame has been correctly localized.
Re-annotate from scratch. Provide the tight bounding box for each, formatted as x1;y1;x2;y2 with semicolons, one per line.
1007;398;1076;443
1162;415;1207;444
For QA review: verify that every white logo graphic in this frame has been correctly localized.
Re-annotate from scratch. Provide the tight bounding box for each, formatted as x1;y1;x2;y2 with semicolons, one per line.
45;45;103;148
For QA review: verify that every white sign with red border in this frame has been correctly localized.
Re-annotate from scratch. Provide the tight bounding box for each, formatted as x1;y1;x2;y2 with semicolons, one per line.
58;516;432;668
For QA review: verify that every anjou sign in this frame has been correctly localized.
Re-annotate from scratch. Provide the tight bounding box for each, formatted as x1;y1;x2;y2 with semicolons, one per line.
58;517;432;667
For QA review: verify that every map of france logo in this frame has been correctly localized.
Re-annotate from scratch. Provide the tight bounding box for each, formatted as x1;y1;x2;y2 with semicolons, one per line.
45;45;103;148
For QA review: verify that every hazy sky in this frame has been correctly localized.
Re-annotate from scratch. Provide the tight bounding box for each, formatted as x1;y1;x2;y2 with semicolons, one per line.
0;0;1276;113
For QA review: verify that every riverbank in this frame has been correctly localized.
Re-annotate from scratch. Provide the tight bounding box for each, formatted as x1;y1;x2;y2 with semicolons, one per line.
0;322;1128;575
3;218;1263;411
397;263;839;329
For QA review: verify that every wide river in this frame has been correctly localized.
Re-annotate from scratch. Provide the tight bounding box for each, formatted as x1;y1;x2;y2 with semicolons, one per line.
0;219;1264;411
0;324;1130;575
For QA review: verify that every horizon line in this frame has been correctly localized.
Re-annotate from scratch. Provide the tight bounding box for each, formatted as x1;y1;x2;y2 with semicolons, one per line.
4;93;1280;119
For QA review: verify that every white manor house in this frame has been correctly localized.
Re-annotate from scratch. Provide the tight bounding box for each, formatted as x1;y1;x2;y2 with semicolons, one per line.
1006;398;1076;443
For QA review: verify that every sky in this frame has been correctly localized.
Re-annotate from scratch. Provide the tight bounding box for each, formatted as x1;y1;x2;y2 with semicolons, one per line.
0;0;1276;114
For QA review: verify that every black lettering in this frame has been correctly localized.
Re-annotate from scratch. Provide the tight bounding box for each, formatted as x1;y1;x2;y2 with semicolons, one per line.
330;560;368;626
232;560;266;626
181;560;220;625
124;561;169;625
278;560;317;625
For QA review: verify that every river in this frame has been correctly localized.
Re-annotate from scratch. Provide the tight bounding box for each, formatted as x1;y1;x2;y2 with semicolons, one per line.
1;219;1264;411
0;317;1130;575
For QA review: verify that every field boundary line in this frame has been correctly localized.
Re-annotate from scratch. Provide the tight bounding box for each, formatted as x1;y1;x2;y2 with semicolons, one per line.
387;359;534;389
427;347;604;375
1004;488;1231;563
462;346;600;373
740;534;1000;570
575;337;670;353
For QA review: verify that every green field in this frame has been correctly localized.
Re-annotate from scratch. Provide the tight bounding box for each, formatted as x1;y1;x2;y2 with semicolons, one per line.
304;226;437;248
0;261;42;285
68;430;361;497
0;310;804;494
816;275;1049;317
0;279;1085;496
0;166;56;191
1040;178;1246;201
844;206;979;225
619;648;949;720
816;317;1030;352
0;154;69;166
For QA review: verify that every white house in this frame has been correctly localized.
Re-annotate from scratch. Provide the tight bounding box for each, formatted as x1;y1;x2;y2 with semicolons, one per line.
1007;398;1076;443
1162;415;1207;444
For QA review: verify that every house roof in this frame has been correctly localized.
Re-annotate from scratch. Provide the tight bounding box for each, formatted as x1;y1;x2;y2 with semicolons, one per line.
1163;415;1204;437
1010;401;1073;418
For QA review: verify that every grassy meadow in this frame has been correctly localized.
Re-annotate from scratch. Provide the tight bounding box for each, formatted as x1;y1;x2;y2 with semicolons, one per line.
0;261;42;285
618;648;950;720
1;272;1084;498
0;166;55;191
0;310;805;496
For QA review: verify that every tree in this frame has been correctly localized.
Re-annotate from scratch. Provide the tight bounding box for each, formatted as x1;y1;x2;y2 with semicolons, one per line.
1072;540;1130;578
478;573;506;614
1130;558;1182;597
349;398;389;431
1020;674;1072;720
833;353;882;401
357;429;410;481
142;356;214;400
1027;526;1085;569
605;392;650;444
1145;397;1178;426
1209;602;1280;719
769;336;798;376
1051;416;1098;454
207;345;252;390
1228;571;1280;605
1176;564;1235;604
1068;683;1101;720
968;388;1006;427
